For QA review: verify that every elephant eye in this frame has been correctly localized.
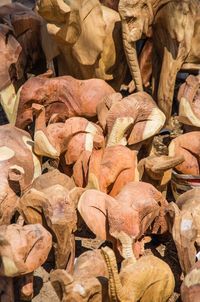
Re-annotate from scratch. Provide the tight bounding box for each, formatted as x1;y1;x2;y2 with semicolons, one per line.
141;3;148;10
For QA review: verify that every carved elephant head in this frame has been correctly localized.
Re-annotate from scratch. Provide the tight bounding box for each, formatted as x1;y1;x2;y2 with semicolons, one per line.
37;0;105;64
0;223;52;300
0;124;41;225
181;261;200;302
118;0;155;91
18;178;77;271
168;132;200;198
15;73;114;129
97;91;166;147
32;104;105;166
138;154;184;193
77;181;168;258
0;223;52;277
167;188;200;274
169;131;200;176
18;169;77;271
101;246;175;302
50;250;108;302
37;0;127;89
38;0;105;65
73;146;139;197
0;3;45;124
152;0;200;120
178;75;200;127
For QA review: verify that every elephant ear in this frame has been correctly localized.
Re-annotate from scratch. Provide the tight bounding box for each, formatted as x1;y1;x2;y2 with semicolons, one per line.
72;0;106;65
18;188;49;224
77;189;116;240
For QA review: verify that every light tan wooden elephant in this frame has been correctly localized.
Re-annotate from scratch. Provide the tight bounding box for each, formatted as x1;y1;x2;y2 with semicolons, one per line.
101;246;175;302
118;0;200;120
37;0;127;90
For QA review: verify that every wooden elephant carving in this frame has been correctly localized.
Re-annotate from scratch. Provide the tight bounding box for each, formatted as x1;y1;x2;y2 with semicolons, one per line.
0;124;41;225
77;181;168;258
15;73;115;129
169;132;200;176
153;0;200;120
73;145;139;197
168;131;200;198
0;223;52;300
33;109;105;161
97;91;166;147
181;261;200;302
138;154;184;193
18;170;77;272
118;0;200;120
36;0;127;90
178;74;200;127
0;3;45;124
50;250;109;302
167;188;200;274
118;0;169;92
101;246;175;302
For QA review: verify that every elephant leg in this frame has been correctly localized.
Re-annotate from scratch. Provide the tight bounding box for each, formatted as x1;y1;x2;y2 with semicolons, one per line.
157;43;186;122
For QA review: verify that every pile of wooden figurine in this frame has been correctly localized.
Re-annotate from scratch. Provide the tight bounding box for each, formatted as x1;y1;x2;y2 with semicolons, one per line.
0;0;200;301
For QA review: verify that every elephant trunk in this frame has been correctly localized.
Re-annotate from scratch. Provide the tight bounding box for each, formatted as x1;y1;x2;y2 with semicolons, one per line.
151;155;185;174
33;104;59;158
106;116;134;147
121;20;143;92
117;232;137;262
101;247;127;302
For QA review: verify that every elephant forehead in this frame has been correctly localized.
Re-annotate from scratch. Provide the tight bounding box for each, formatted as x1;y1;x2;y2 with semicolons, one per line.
2;225;28;255
0;146;15;161
108;206;140;235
